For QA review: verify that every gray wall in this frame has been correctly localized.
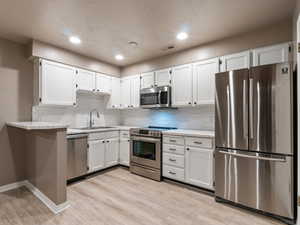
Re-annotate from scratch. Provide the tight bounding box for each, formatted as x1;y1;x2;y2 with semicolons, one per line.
121;19;292;76
0;38;33;186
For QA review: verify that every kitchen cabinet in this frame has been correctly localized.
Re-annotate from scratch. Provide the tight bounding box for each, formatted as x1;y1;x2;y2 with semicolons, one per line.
105;138;119;167
120;77;132;108
35;59;77;106
185;147;214;190
119;138;130;166
220;50;250;72
252;42;291;66
108;77;121;109
96;73;112;94
155;68;171;86
141;72;155;89
171;64;193;106
88;140;105;172
192;58;219;105
131;75;140;108
76;69;96;92
120;75;140;109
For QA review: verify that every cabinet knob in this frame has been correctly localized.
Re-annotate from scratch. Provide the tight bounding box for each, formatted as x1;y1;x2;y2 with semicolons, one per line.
194;102;197;105
188;102;192;105
97;89;100;92
93;89;95;91
102;140;105;143
106;140;110;143
186;148;190;151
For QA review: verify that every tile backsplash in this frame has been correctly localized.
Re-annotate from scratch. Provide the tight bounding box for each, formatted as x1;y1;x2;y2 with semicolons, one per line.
33;93;214;130
32;93;121;128
120;106;214;130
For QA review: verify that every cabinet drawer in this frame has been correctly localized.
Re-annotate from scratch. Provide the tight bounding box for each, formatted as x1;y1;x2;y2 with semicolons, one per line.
163;153;184;168
120;131;129;139
88;132;106;140
106;131;119;139
163;165;184;182
163;144;184;155
163;135;184;145
185;137;213;149
89;131;119;140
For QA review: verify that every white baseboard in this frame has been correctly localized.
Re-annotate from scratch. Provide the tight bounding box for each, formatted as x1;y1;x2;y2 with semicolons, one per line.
0;180;26;193
0;180;69;214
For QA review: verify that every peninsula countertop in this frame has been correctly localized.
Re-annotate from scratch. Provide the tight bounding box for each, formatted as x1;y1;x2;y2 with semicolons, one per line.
6;122;69;130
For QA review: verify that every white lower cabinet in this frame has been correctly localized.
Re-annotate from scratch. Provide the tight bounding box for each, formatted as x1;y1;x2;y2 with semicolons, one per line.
119;138;130;166
185;147;214;190
88;140;105;172
163;134;214;190
105;138;119;167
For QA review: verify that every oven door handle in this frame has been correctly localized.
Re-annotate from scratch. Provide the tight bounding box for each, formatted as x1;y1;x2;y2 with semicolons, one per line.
158;90;162;105
131;136;161;143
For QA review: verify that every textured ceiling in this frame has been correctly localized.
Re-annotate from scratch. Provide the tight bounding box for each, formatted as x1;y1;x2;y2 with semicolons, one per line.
0;0;295;66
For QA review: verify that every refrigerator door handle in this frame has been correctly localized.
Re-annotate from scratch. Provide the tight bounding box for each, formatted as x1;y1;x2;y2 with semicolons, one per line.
219;150;286;163
243;79;248;139
249;78;254;139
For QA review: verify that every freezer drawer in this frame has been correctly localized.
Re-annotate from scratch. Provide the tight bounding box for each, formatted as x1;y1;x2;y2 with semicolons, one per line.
215;148;294;219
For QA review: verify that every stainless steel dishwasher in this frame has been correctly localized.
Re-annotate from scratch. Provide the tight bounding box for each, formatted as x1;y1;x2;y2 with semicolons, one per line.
67;133;88;180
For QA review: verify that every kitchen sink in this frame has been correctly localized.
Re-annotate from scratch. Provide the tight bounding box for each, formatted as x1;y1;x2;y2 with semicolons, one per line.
78;126;115;130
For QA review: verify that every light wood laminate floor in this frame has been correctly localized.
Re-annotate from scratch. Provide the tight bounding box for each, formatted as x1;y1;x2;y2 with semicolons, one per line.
0;168;284;225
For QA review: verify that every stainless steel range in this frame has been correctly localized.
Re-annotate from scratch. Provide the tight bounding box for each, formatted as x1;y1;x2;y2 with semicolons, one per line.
130;126;177;181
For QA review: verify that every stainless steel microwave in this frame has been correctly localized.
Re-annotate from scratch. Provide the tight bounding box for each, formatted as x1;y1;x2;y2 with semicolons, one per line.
140;85;171;108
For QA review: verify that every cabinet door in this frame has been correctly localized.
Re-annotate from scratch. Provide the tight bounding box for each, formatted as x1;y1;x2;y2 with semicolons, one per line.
131;75;140;108
105;138;119;167
193;58;219;105
172;64;193;106
96;73;112;94
88;140;105;172
76;69;95;92
40;60;76;106
252;42;291;66
108;77;121;109
220;50;250;72
119;138;130;166
185;147;214;190
141;72;155;89
155;68;171;86
120;77;131;108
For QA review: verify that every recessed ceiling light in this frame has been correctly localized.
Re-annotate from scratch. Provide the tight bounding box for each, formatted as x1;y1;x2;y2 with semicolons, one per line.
176;32;188;40
115;54;124;60
69;36;81;44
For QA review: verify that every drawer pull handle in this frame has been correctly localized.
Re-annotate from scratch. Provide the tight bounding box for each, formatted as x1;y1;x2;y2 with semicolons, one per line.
168;171;176;175
169;140;176;143
169;158;176;162
194;141;203;144
169;148;176;151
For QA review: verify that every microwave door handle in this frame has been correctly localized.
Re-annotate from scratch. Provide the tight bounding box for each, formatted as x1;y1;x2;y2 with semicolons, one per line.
158;90;162;105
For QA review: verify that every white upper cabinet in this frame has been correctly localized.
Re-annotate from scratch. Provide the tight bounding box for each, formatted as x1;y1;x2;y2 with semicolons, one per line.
155;68;171;86
38;59;76;106
76;69;96;92
185;147;214;190
95;73;112;94
120;77;132;108
108;77;121;109
193;58;219;105
172;64;193;106
220;50;250;72
120;75;140;109
141;72;155;89
252;42;291;66
131;75;140;108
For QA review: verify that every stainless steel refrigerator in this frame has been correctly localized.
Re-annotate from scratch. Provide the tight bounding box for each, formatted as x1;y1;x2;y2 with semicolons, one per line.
215;63;295;222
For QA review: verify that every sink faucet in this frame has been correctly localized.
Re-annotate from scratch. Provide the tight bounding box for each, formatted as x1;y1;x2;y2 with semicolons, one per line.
89;109;100;128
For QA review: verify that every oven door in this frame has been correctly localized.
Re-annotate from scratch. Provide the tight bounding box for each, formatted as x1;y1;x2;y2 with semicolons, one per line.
130;136;161;169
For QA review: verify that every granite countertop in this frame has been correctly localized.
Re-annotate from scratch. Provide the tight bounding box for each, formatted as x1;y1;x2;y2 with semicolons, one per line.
162;129;215;138
67;126;137;135
6;122;69;130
